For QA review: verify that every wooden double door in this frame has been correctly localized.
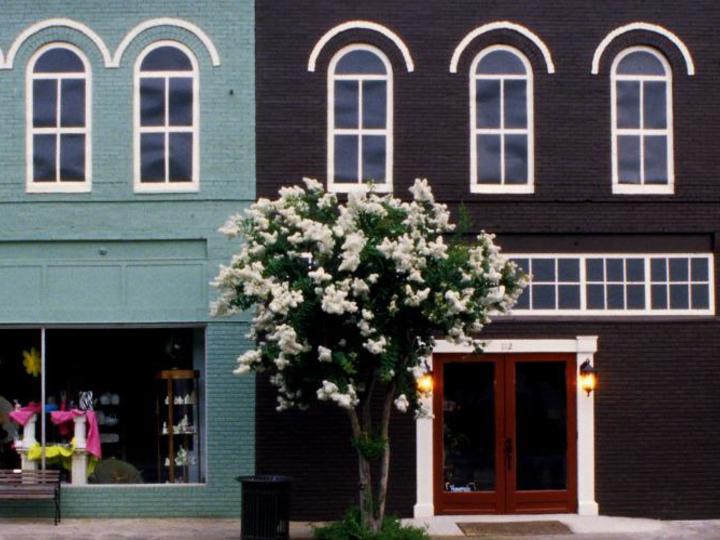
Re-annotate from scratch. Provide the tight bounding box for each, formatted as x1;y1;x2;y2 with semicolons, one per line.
434;353;577;514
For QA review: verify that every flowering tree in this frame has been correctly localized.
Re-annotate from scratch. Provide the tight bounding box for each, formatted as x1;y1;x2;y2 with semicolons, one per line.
213;178;525;532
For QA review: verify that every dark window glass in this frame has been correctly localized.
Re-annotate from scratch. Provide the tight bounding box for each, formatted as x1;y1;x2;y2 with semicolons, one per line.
169;77;193;126
626;284;645;309
514;289;530;310
670;284;689;309
532;285;555;309
616;51;665;75
651;284;668;309
644;136;668;184
587;284;605;309
512;258;529;274
362;135;386;183
586;259;604;281
505;135;528;184
558;285;580;309
140;78;165;127
669;258;689;282
644;81;667;129
618;135;641;183
607;284;624;309
476;80;500;128
334;80;358;129
651;258;667;281
169;133;192;181
140;133;165;182
558;259;580;282
606;259;624;282
362;80;386;129
33;134;56;181
532;259;555;282
35;48;84;73
691;258;709;282
691;285;709;309
626;259;644;281
59;134;85;181
335;50;386;75
477;135;501;183
60;79;85;127
141;46;192;71
476;50;526;75
334;135;358;183
616;81;640;129
504;80;527;128
33;80;57;127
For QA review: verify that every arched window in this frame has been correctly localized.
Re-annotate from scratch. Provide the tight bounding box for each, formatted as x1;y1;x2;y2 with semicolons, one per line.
135;41;198;192
611;47;673;194
27;44;91;192
470;45;533;193
328;44;392;193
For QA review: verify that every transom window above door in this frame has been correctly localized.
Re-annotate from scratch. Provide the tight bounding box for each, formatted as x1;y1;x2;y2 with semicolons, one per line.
611;47;673;194
328;44;392;193
470;46;534;194
27;44;91;193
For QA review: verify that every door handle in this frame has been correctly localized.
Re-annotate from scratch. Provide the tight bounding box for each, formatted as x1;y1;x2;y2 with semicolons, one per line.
504;437;513;471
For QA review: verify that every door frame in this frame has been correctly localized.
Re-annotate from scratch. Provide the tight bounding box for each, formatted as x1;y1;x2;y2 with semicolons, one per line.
414;337;599;518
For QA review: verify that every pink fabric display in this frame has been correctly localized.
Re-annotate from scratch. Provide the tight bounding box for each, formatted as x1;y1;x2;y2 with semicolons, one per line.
8;402;41;426
50;409;102;459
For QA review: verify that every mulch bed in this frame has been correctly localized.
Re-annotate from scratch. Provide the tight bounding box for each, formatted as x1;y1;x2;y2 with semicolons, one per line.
456;520;573;536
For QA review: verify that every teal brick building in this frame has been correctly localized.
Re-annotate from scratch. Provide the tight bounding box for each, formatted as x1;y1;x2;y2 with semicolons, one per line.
0;0;254;517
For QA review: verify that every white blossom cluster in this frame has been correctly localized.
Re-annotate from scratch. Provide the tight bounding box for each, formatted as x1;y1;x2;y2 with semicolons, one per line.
213;177;525;414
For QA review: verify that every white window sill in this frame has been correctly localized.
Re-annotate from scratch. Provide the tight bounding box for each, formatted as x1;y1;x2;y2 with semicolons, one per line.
26;182;92;194
329;182;392;194
612;183;674;195
134;182;199;194
471;183;534;194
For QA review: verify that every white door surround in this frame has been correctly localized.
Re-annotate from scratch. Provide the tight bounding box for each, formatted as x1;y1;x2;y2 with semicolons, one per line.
414;336;599;517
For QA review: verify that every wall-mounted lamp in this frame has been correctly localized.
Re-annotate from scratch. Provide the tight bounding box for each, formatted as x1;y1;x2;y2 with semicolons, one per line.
579;360;598;396
417;372;434;395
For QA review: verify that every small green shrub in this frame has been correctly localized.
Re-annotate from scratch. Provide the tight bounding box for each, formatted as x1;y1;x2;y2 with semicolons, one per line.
313;509;429;540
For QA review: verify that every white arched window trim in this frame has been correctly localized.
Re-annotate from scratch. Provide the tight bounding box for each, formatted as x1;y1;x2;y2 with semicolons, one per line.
610;46;674;195
26;42;92;193
327;43;393;193
470;45;534;194
133;40;200;193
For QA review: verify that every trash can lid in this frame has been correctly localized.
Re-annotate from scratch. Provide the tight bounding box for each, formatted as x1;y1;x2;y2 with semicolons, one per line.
236;474;291;484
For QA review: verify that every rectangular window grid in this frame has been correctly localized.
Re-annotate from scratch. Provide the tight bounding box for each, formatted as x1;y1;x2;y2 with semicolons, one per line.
509;254;714;315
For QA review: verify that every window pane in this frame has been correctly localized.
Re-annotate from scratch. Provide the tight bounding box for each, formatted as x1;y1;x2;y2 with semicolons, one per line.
626;284;645;309
504;135;528;184
140;78;165;127
477;135;501;183
606;259;624;281
669;258;689;282
532;285;555;309
169;133;193;182
616;81;640;129
532;259;555;282
60;79;85;127
558;285;580;309
618;135;641;183
362;135;386;183
169;78;193;127
477;50;526;75
670;284;689;309
691;285;709;309
33;80;57;127
643;81;667;129
362;80;386;129
616;51;665;75
644;135;668;184
607;284;624;309
651;284;668;309
141;47;192;71
33;134;56;181
35;48;84;73
626;258;644;281
59;134;85;181
691;258;709;282
587;284;605;309
334;135;358;183
476;80;500;128
140;133;165;182
514;288;530;309
586;259;604;281
334;80;358;129
651;258;667;281
558;259;580;282
504;80;527;128
335;50;386;74
512;258;529;274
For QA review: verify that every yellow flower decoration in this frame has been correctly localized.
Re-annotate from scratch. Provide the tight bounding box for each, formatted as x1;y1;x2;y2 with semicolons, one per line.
22;348;41;377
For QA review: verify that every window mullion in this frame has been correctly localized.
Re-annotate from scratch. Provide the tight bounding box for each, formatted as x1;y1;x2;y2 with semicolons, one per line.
499;79;505;184
55;78;62;182
357;80;363;184
165;77;170;183
639;80;645;184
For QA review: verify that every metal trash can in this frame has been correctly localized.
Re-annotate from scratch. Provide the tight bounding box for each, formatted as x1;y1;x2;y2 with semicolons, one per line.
238;475;291;540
